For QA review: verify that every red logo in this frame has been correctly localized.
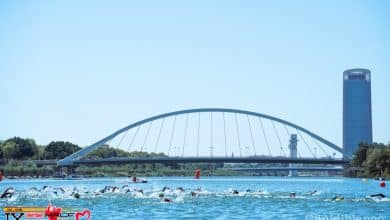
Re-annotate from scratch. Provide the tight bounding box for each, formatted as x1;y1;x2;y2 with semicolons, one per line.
75;210;91;220
45;204;62;220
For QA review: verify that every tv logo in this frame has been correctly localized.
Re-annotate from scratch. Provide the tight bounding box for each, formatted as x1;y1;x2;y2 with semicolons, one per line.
3;205;91;220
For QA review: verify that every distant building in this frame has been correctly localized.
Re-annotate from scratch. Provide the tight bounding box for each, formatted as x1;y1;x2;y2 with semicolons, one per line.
343;68;372;157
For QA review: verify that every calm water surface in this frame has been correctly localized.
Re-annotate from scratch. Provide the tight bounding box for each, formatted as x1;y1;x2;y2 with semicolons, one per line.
0;177;389;219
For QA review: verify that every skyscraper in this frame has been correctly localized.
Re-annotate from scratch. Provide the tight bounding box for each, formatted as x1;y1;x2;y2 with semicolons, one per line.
343;68;372;157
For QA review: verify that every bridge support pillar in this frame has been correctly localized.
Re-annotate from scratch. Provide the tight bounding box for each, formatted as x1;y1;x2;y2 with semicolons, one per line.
288;134;298;177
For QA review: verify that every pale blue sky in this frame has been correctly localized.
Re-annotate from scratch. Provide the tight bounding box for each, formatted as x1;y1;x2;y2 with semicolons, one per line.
1;0;389;148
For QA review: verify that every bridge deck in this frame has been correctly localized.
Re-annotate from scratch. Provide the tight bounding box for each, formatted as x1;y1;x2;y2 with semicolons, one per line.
73;157;349;165
226;167;344;172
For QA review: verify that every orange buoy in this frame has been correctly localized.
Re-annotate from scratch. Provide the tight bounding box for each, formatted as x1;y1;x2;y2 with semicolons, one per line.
379;181;386;188
194;169;201;179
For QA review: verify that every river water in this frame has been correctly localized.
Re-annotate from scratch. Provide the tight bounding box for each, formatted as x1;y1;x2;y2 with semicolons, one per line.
0;177;389;219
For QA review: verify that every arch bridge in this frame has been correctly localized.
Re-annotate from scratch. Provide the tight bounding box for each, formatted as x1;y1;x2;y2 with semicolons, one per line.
58;108;350;166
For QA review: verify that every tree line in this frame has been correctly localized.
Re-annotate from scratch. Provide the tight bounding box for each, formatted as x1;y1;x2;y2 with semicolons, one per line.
0;137;167;162
0;137;81;161
0;137;226;177
346;142;390;178
3;137;387;178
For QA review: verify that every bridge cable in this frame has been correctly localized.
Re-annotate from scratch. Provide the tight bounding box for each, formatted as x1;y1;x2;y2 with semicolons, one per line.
258;117;272;156
283;124;291;137
105;139;113;157
210;112;213;157
116;129;129;149
181;114;189;157
168;116;177;156
141;121;153;152
296;129;316;158
271;121;286;157
234;113;242;157
311;137;329;157
196;112;201;157
106;139;113;146
246;115;257;156
127;126;141;152
154;118;165;153
223;112;228;157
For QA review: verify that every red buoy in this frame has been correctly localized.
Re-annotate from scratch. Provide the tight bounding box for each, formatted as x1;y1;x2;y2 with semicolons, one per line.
194;169;201;179
379;181;386;188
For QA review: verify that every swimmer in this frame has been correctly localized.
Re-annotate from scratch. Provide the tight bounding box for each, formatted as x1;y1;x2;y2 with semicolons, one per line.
29;187;39;191
73;192;80;199
177;187;185;192
102;186;118;193
162;186;170;192
308;190;317;196
191;191;198;197
28;187;40;193
370;193;385;198
332;196;344;201
289;192;296;198
1;187;15;198
100;186;112;193
232;189;239;195
246;189;251;193
162;198;173;203
121;185;130;192
53;187;65;194
103;186;112;193
135;189;144;194
131;176;148;183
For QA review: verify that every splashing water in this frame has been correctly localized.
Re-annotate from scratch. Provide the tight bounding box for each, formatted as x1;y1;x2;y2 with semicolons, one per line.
0;177;388;219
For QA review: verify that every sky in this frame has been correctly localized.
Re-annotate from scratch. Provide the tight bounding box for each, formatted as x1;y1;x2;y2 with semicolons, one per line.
1;0;389;149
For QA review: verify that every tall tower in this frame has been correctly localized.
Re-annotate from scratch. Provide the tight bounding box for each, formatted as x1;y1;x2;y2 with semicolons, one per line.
288;134;298;177
343;68;372;157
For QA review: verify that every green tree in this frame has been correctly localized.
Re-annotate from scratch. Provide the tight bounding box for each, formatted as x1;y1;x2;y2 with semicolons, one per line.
351;143;369;167
2;141;16;161
0;141;4;158
349;142;390;178
33;145;45;160
2;137;36;159
44;141;81;159
86;145;131;159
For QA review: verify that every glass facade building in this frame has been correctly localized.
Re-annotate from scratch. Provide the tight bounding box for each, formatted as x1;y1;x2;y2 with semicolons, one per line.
343;68;372;157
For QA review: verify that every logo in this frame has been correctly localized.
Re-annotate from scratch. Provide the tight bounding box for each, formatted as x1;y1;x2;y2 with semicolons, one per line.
75;210;91;220
3;204;91;220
